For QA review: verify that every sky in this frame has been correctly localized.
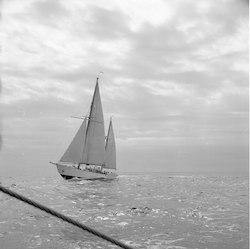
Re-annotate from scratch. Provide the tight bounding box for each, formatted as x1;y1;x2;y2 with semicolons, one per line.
0;0;249;176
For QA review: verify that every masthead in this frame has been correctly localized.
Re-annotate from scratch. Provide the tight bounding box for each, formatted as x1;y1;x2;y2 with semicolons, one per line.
97;71;104;82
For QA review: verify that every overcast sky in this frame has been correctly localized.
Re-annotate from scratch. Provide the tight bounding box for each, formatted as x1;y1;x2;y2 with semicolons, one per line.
0;0;248;176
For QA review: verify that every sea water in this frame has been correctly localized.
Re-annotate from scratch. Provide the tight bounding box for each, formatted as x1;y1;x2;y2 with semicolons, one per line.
0;172;248;249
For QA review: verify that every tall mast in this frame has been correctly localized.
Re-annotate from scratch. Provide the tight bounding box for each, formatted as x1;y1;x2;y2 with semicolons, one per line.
81;77;106;166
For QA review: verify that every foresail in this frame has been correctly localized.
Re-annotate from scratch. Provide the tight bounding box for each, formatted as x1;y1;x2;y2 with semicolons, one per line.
82;80;106;166
105;120;116;169
59;118;87;163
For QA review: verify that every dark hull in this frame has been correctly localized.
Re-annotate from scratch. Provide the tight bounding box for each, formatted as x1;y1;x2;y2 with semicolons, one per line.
60;174;74;180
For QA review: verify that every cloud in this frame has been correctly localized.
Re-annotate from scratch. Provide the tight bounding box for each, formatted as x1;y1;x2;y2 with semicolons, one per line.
82;5;130;40
0;0;248;174
29;0;70;27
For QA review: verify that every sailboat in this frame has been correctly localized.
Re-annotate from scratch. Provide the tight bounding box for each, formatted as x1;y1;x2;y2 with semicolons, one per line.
50;76;117;180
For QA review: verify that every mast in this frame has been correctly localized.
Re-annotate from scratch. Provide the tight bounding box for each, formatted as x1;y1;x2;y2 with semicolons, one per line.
81;77;106;166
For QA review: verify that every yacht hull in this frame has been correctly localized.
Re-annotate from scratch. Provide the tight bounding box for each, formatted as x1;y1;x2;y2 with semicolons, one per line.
56;164;117;180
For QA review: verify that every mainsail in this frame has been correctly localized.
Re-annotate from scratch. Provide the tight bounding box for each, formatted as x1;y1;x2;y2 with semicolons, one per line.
81;78;106;166
59;118;87;163
105;119;116;169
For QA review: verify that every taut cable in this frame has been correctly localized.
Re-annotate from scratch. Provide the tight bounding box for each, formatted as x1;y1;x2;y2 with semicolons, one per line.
0;185;135;249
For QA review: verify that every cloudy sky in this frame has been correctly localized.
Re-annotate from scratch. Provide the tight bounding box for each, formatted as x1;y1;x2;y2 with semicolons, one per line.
0;0;248;176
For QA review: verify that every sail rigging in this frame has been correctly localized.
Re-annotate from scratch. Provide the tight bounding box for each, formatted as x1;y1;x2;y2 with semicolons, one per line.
81;78;106;166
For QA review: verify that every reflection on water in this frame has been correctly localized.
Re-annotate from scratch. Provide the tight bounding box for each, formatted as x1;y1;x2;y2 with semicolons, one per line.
0;172;248;249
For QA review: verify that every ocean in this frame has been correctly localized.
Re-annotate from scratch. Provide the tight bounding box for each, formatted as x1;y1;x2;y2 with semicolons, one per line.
0;172;248;249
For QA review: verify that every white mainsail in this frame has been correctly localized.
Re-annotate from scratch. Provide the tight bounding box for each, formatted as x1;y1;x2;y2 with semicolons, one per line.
59;118;87;163
105;119;116;169
81;79;106;166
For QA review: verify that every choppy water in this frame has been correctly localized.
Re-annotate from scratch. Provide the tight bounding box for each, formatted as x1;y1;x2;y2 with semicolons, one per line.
0;172;248;249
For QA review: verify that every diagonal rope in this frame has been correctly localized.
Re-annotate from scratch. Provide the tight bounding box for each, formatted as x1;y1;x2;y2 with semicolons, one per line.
0;185;135;249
